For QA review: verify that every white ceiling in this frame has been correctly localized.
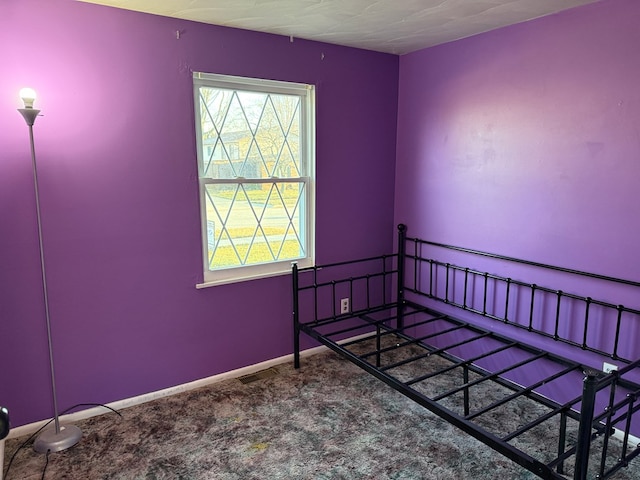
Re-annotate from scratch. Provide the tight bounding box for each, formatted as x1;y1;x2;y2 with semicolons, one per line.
77;0;599;55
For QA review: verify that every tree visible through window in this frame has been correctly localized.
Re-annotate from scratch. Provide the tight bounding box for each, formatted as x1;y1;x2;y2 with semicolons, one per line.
193;73;315;286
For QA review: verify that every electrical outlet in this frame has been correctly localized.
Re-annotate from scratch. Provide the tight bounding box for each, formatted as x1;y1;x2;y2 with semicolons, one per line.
603;362;618;374
340;298;350;314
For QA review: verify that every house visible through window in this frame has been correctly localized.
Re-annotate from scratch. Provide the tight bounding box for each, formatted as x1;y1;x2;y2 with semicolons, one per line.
193;72;316;286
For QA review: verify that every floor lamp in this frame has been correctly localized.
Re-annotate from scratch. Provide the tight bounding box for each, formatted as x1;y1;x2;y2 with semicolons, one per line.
17;88;82;454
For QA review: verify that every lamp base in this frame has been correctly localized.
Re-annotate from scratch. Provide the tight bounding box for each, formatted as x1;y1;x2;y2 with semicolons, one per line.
33;424;82;454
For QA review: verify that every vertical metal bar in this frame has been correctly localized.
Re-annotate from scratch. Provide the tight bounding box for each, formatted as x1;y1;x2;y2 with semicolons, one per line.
313;266;318;324
349;277;354;312
613;305;623;359
331;280;337;317
382;255;387;306
621;393;637;460
573;370;599;480
482;272;488;315
463;365;470;417
376;324;381;368
463;268;469;309
598;431;611;479
445;263;450;303
366;274;371;311
397;224;407;330
554;291;563;340
599;379;618;479
429;258;433;297
557;411;567;475
528;284;536;331
504;278;511;322
413;238;418;292
582;297;592;350
292;262;301;369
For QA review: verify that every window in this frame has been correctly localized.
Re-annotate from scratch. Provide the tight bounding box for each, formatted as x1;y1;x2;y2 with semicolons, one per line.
193;72;315;286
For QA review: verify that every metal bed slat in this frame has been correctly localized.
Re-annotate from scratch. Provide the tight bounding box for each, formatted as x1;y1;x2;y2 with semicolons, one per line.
362;323;470;361
464;364;582;421
299;303;397;329
317;309;439;344
326;311;592;464
296;319;560;479
317;315;388;339
405;342;518;385
403;301;581;369
355;312;447;346
327;307;437;350
502;402;574;443
431;351;549;402
379;331;492;373
299;313;597;478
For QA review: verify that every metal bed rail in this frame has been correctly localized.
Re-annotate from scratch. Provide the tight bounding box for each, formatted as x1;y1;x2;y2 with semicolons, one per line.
402;229;640;364
292;253;398;369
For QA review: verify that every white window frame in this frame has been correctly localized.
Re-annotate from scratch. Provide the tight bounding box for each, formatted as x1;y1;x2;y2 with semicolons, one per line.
193;72;316;288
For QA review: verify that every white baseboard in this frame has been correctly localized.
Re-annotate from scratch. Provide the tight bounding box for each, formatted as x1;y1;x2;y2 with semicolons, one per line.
4;332;380;445
5;342;336;442
612;428;640;448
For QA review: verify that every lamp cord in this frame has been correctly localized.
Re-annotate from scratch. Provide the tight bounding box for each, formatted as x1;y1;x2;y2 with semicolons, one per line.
2;403;122;480
40;450;50;480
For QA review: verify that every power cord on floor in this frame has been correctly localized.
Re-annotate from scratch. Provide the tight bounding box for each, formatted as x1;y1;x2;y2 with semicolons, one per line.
3;403;121;480
41;450;50;480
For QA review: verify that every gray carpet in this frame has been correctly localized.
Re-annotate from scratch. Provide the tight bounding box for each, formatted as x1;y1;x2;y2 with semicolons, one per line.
3;347;640;479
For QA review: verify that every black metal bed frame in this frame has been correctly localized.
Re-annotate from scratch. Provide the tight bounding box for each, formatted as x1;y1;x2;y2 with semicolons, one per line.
292;224;640;479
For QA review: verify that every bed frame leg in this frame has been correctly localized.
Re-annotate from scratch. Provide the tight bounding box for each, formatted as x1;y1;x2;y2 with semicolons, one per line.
294;327;300;369
292;262;301;369
397;224;407;331
463;365;470;417
574;369;599;480
557;411;567;475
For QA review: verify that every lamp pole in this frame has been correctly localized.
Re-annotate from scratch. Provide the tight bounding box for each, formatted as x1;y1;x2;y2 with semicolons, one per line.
17;89;82;453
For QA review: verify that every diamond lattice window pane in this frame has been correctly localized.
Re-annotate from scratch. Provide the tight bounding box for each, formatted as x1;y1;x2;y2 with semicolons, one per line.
199;87;302;180
204;182;306;270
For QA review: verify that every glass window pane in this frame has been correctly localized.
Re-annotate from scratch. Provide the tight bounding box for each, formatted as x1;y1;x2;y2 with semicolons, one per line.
198;87;301;180
204;182;306;270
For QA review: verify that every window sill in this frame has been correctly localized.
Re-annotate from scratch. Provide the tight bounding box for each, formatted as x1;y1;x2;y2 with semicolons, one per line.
195;263;301;289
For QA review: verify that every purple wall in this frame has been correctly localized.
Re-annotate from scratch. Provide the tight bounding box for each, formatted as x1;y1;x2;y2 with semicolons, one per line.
395;0;640;428
396;0;640;281
0;0;398;426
